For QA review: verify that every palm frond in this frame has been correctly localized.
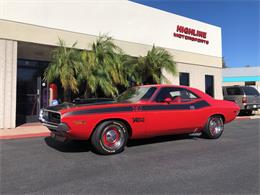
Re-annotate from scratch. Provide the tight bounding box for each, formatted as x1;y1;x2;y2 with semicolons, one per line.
44;39;81;98
133;45;177;84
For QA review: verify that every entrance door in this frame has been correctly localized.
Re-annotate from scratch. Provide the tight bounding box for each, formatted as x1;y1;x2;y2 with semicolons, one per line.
16;59;49;125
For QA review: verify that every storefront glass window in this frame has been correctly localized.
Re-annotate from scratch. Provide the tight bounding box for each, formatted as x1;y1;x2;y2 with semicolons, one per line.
205;75;214;97
179;72;190;86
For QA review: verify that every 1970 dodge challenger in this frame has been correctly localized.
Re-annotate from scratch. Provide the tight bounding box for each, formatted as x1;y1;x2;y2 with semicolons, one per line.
39;85;240;154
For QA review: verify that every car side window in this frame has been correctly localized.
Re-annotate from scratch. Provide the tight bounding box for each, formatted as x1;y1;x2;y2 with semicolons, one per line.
242;87;260;96
155;87;199;103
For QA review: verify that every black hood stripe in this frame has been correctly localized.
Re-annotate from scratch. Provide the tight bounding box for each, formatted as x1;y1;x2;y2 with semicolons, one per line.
64;106;133;117
63;100;210;117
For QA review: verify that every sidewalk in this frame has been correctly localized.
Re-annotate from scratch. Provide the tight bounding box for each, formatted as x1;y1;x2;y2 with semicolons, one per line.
0;115;259;140
0;123;50;140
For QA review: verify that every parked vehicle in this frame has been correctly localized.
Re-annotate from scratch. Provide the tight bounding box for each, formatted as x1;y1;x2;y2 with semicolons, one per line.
40;85;239;155
222;86;260;115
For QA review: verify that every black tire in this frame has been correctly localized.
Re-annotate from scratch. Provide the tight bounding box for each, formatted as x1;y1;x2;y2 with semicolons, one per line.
91;120;128;155
202;116;224;139
245;110;253;116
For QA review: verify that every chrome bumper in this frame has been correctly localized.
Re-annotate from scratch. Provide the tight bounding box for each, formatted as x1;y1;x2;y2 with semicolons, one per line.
43;122;69;136
245;104;260;110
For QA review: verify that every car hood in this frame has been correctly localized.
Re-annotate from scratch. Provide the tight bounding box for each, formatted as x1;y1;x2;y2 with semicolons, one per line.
43;99;131;115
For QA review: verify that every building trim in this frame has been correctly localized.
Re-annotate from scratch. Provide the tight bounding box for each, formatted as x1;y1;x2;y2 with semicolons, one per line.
175;61;222;69
223;76;260;82
0;19;222;59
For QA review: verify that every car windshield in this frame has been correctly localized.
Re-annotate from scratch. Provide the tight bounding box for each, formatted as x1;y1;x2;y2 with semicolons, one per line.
242;87;260;96
116;86;155;103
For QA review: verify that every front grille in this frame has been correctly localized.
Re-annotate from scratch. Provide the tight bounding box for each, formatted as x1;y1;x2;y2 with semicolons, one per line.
43;110;61;124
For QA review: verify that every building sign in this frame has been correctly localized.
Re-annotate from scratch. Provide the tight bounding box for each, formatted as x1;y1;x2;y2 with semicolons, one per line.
173;25;209;45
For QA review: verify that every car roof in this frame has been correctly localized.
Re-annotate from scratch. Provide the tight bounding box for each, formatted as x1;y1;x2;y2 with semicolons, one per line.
138;84;213;101
223;85;255;89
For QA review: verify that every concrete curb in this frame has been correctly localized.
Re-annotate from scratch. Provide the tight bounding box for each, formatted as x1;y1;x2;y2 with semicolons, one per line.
0;123;50;140
0;132;50;140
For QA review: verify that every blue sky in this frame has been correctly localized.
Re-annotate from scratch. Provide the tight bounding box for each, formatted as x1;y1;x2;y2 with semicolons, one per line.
131;0;259;68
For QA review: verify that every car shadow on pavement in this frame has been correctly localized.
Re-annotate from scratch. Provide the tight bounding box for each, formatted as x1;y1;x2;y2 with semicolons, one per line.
44;133;202;153
127;133;202;147
238;112;254;116
44;136;92;153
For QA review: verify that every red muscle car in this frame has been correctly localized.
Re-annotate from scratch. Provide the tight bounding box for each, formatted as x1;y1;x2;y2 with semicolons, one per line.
39;85;240;154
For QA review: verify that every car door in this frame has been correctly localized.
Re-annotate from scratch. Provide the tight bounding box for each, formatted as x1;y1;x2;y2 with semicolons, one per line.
144;87;209;137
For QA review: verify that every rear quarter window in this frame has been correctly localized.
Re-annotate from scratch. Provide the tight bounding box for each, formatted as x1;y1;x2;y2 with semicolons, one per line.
226;87;243;95
242;87;260;96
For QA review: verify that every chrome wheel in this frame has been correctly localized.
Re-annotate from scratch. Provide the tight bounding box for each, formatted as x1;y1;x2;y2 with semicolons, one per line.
101;124;125;151
209;117;224;136
91;120;128;155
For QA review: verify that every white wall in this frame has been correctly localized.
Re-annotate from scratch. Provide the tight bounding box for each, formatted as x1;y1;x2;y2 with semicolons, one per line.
0;0;222;57
163;62;223;99
0;39;17;129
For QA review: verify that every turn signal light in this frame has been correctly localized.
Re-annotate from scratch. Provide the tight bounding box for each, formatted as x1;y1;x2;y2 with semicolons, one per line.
242;97;247;104
73;120;86;125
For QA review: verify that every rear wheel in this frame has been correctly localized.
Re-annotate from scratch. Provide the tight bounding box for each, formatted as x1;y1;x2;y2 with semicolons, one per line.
202;116;224;139
91;120;128;155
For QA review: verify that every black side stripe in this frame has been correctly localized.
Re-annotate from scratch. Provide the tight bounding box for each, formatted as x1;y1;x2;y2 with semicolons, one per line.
64;100;210;117
142;100;210;111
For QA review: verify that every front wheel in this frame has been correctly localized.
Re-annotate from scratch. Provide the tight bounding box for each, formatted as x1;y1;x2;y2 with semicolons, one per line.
91;120;128;155
202;116;224;139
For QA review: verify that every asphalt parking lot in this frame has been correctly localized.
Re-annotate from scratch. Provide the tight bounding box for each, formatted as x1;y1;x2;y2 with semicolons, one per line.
1;119;259;194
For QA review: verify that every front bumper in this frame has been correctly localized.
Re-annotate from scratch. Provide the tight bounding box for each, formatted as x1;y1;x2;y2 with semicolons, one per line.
245;104;260;110
43;122;70;137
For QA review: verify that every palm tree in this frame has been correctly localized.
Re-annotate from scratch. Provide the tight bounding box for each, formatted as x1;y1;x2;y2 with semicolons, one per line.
79;49;117;97
134;45;177;84
122;55;142;85
79;35;130;97
222;57;228;68
45;36;177;101
44;39;81;101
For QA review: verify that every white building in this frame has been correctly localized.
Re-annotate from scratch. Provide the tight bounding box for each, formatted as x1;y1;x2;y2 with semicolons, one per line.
0;0;222;128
